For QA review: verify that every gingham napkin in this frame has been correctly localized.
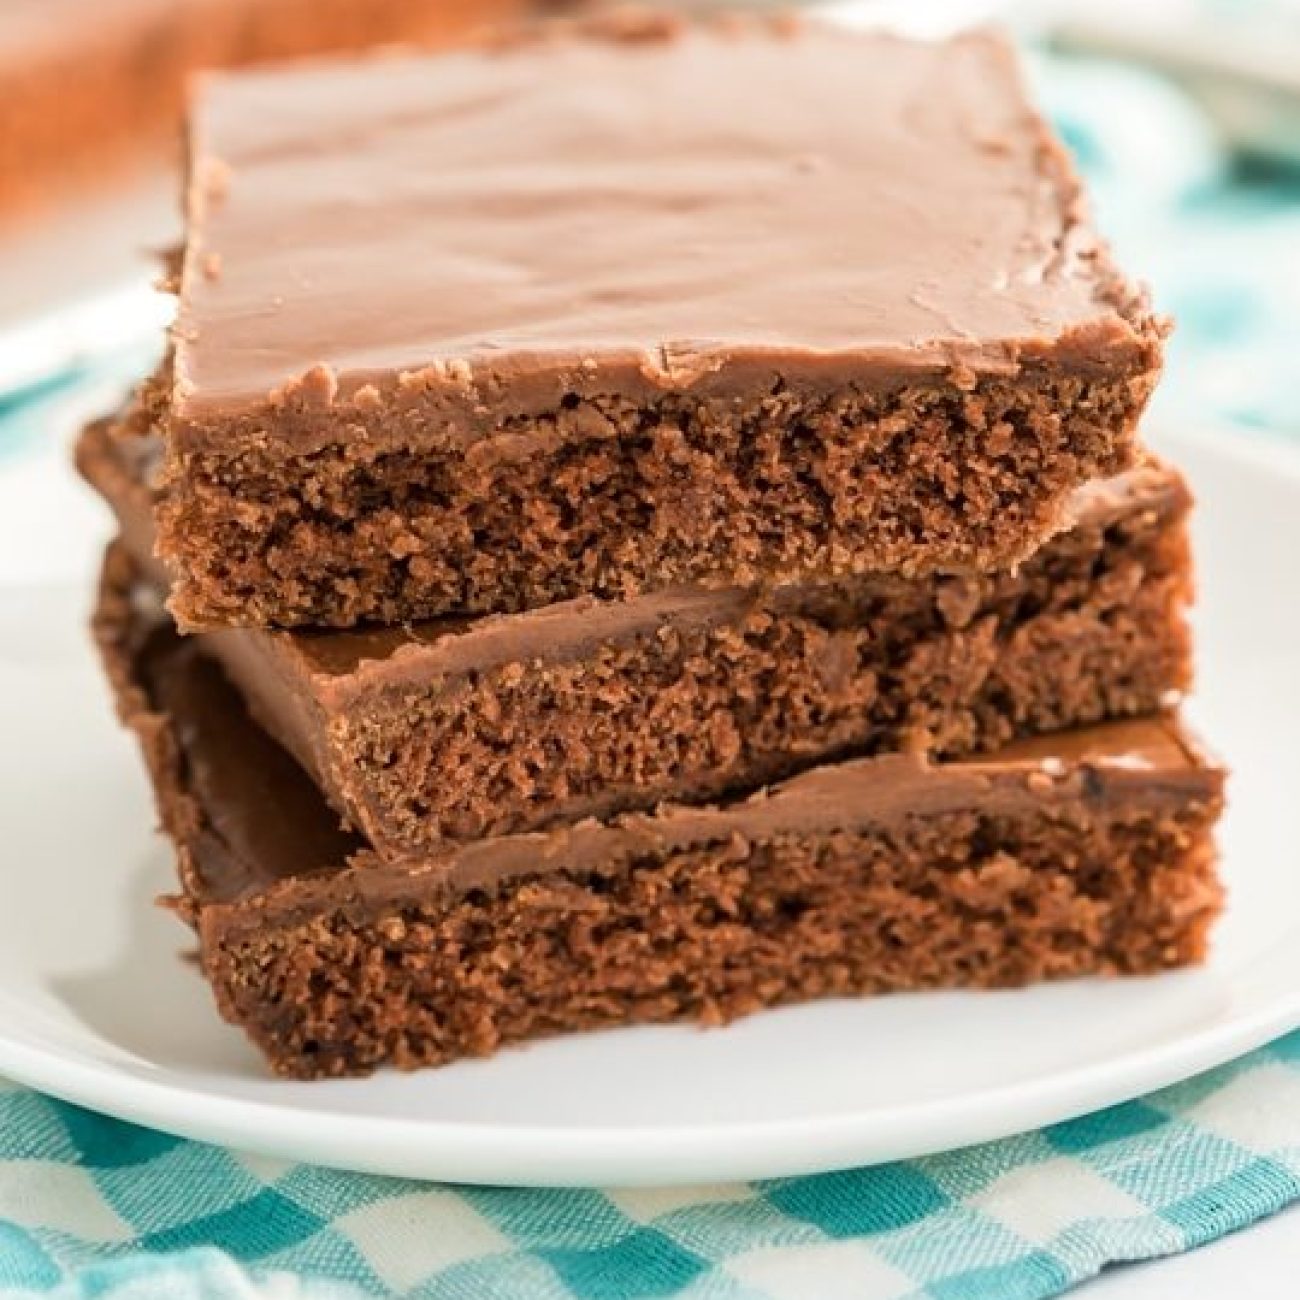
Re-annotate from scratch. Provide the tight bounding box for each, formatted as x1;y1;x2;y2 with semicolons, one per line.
3;1037;1300;1298
3;43;1300;1300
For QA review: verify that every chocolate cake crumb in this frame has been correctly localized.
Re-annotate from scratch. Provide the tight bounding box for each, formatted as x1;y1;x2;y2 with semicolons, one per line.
93;544;1224;1080
80;416;1194;852
152;20;1164;629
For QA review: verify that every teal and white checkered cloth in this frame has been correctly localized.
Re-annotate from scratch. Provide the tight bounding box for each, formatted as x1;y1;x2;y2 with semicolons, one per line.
4;36;1300;1300
4;1037;1300;1298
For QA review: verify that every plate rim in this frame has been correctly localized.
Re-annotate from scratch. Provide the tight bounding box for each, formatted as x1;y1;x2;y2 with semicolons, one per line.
1;420;1298;1188
0;981;1297;1188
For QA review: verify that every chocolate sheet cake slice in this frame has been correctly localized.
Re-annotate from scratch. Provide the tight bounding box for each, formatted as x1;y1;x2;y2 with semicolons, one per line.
81;415;1194;853
96;545;1223;1080
153;13;1164;630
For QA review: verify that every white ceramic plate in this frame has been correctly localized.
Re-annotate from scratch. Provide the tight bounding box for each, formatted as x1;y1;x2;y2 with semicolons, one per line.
0;424;1297;1188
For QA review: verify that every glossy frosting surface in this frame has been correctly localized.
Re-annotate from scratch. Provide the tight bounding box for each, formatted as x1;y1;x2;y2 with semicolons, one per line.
173;17;1136;416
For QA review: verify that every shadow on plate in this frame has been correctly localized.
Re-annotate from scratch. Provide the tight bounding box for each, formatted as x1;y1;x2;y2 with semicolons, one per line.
53;846;265;1076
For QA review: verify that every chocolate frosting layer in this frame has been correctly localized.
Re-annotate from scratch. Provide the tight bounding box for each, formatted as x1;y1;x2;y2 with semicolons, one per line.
97;549;1222;929
171;14;1152;437
80;413;1189;694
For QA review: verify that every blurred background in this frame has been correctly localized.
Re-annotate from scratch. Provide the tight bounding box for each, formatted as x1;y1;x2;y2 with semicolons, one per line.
0;0;1297;585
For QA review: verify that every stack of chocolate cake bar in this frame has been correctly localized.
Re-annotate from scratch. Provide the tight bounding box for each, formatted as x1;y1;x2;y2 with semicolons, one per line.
79;11;1226;1079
